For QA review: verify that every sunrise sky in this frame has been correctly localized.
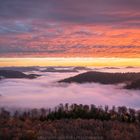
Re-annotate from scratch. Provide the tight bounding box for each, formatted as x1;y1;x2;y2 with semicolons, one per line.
0;0;140;66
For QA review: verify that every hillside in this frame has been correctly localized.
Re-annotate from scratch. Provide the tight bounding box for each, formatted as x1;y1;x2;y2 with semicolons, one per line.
0;70;40;79
126;79;140;90
41;67;78;73
0;104;140;140
59;71;140;84
0;66;39;72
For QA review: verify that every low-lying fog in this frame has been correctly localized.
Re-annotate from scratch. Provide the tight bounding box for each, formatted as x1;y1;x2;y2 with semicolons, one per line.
0;67;140;109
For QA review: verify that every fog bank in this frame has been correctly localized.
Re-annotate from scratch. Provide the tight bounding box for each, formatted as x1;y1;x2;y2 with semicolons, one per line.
0;69;140;109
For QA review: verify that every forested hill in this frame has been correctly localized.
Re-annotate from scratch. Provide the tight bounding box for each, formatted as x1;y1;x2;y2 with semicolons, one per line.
0;104;140;139
59;71;140;85
0;70;40;79
126;79;140;90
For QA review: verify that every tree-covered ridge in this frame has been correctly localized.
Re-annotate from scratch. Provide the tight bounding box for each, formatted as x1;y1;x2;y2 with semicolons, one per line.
59;71;140;90
126;79;140;90
59;71;140;84
0;70;40;79
0;104;140;140
0;119;140;140
1;104;140;123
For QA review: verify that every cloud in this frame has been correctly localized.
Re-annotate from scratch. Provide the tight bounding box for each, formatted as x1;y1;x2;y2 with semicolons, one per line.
0;0;140;57
0;70;140;109
110;33;129;38
0;21;33;34
0;0;140;27
0;45;66;55
0;43;139;57
69;30;104;38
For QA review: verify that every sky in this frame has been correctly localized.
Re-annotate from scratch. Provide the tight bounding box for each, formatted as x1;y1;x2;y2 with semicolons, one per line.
0;0;140;66
0;58;140;67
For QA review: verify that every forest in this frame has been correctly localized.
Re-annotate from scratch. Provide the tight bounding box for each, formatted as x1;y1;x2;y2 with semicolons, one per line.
59;71;140;83
0;104;140;140
59;71;140;90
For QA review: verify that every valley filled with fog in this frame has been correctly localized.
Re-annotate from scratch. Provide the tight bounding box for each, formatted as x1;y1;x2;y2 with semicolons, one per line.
0;66;140;109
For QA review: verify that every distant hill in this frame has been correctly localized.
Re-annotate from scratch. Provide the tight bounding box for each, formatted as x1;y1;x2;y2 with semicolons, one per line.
0;70;40;79
41;66;92;73
125;79;140;90
0;67;39;72
125;66;135;69
59;71;140;84
103;67;120;69
41;67;78;73
73;66;92;71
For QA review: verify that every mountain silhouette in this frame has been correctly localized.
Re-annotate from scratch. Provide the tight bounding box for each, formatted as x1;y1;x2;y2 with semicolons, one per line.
59;71;140;85
0;70;40;79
